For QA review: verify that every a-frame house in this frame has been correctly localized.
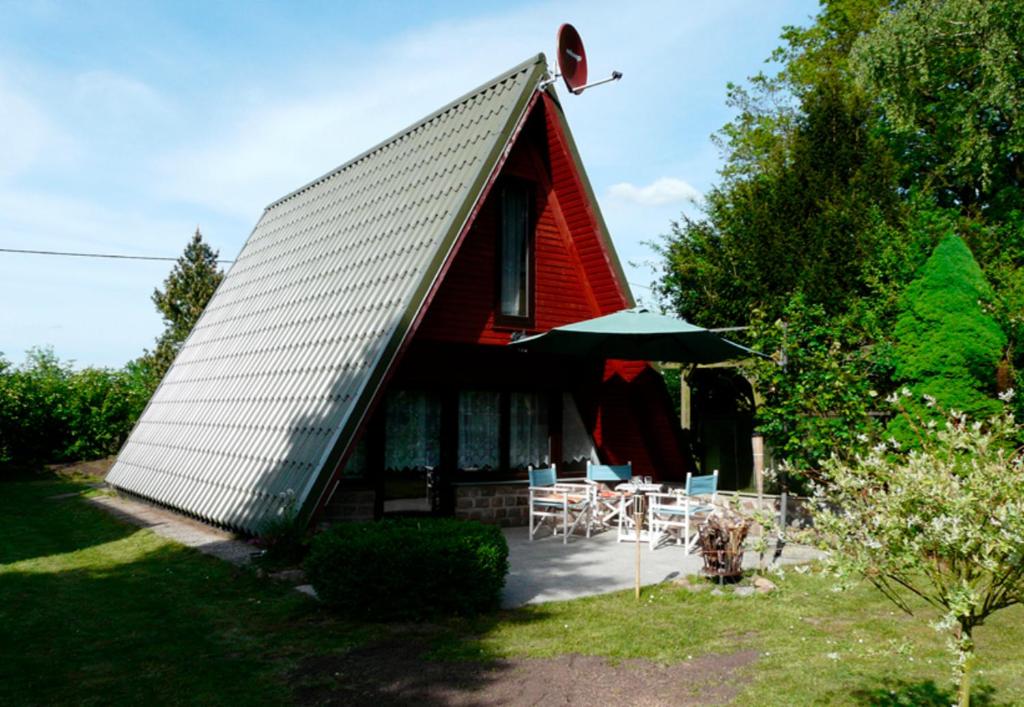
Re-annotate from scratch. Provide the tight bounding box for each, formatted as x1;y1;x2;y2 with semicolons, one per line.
107;54;691;534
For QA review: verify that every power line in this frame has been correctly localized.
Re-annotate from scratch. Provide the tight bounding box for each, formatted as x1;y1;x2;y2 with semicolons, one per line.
0;247;234;264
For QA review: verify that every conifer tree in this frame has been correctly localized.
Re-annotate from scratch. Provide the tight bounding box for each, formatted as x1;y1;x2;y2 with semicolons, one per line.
141;228;224;387
889;234;1005;442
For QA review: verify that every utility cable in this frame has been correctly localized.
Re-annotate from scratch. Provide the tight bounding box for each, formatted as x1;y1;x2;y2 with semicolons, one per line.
0;247;234;264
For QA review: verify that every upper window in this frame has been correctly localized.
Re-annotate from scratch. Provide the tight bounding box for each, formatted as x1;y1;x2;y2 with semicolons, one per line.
498;181;532;320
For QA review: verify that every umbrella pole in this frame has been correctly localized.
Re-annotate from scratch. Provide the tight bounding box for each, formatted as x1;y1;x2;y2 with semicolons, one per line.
634;496;643;600
635;511;641;600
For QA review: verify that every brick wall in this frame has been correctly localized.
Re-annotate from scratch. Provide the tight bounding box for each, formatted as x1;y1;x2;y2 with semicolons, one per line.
453;484;529;527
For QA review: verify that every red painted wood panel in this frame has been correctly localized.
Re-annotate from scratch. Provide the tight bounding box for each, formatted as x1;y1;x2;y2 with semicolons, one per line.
408;96;691;480
416;106;605;345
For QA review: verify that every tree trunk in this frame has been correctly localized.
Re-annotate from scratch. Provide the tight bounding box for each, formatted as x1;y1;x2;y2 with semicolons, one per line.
956;621;974;707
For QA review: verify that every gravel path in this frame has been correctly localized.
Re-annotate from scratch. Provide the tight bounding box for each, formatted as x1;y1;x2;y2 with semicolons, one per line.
86;493;256;566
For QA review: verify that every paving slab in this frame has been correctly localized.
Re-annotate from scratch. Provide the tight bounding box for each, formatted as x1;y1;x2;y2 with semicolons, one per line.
85;492;821;607
501;526;821;608
87;493;256;566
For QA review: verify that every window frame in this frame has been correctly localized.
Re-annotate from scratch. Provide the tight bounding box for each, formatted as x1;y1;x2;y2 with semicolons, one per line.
493;177;536;328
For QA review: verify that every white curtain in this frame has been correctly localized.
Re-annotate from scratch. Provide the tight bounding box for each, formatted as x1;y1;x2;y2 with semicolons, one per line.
510;391;549;469
561;392;598;464
384;390;441;471
458;390;500;470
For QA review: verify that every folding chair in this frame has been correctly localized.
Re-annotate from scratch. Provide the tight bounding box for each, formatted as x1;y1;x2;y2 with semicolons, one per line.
647;470;719;551
528;465;592;544
585;462;632;531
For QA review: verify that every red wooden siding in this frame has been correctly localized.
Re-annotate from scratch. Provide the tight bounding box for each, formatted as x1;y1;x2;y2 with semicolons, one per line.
409;96;692;480
416;104;614;344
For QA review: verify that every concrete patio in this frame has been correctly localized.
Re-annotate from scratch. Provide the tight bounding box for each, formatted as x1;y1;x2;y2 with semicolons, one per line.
501;526;822;608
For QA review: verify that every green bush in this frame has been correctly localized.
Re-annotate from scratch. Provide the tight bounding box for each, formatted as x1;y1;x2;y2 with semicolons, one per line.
889;234;1005;443
304;518;509;620
0;348;153;466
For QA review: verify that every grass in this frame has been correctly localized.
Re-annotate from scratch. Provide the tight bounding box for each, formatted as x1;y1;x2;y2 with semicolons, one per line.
2;471;1023;705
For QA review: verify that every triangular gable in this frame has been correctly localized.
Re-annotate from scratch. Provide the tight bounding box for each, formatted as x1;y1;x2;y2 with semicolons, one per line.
410;93;632;346
306;88;643;518
107;56;548;534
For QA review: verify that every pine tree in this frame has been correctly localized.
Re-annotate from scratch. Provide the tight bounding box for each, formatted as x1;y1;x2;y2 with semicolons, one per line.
889;234;1006;442
141;228;224;388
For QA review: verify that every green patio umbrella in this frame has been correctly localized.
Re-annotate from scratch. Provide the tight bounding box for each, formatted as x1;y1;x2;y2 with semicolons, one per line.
508;308;759;363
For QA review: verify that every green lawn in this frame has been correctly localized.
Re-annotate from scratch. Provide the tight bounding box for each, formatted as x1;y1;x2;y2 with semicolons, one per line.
2;473;1022;705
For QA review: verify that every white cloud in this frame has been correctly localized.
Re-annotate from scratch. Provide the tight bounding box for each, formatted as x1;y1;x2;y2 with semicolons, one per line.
607;177;701;207
73;70;166;115
149;0;722;219
0;77;76;181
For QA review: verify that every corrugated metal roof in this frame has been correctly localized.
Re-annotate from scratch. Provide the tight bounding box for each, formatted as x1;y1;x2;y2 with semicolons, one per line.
107;54;548;534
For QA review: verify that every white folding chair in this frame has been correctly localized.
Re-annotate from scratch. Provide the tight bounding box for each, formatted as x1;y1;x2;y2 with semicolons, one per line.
648;470;719;552
528;465;592;544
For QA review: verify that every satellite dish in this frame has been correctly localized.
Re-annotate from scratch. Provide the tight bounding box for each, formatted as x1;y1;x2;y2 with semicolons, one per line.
557;24;588;94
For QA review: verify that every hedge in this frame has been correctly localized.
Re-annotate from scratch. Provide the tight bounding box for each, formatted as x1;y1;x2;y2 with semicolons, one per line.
304;518;509;620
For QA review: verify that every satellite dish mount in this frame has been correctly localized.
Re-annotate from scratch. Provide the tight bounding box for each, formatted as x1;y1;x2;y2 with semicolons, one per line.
548;23;622;95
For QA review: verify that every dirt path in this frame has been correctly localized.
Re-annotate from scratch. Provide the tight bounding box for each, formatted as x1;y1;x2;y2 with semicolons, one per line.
291;640;759;706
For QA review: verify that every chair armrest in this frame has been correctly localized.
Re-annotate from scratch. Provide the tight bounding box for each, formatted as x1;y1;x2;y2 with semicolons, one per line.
646;492;684;502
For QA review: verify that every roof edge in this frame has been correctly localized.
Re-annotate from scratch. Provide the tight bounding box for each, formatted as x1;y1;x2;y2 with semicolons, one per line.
264;53;548;213
540;87;635;307
296;57;550;528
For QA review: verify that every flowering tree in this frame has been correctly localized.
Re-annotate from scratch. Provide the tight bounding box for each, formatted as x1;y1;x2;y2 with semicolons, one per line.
813;396;1024;706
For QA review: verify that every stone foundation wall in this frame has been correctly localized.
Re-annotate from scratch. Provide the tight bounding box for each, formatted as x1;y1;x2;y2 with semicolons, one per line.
453;484;529;527
715;491;814;530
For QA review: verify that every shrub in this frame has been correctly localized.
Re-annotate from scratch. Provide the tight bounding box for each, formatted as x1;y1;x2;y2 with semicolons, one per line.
814;400;1024;707
304;518;509;620
889;234;1005;444
0;348;153;467
255;491;308;569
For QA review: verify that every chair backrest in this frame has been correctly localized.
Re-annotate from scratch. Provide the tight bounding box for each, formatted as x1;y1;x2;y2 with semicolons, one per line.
528;466;557;487
686;470;719;497
587;462;632;484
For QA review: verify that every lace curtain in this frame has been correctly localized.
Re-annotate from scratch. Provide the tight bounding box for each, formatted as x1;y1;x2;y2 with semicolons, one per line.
384;389;441;471
509;391;549;469
561;392;598;465
458;390;500;470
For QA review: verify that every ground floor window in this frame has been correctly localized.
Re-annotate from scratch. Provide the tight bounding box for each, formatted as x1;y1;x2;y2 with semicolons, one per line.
458;390;501;470
384;389;441;471
341;436;368;478
371;387;579;475
509;391;549;469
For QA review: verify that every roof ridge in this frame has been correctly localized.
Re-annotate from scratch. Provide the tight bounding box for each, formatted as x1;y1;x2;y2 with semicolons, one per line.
264;53;548;212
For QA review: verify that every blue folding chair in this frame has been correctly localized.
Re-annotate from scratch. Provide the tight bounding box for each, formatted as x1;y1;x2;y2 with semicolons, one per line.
528;465;592;543
647;470;719;551
586;462;632;531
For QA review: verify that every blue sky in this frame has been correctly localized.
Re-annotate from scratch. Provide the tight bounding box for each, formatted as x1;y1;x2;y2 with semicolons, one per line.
0;0;818;368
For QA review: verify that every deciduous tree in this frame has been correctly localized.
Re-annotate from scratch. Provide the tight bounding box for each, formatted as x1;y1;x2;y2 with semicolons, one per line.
814;404;1024;706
